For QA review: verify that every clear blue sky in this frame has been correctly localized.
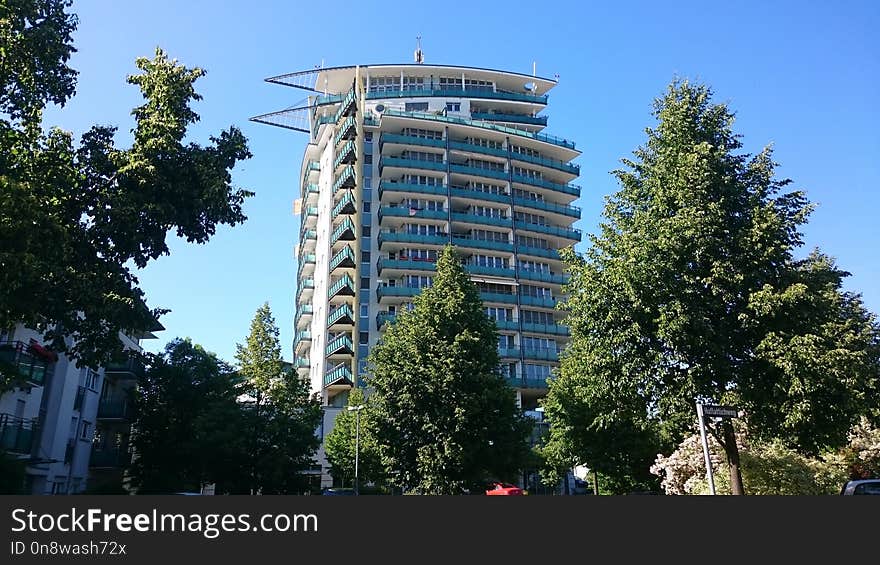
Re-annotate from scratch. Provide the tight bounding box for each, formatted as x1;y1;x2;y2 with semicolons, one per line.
44;0;880;363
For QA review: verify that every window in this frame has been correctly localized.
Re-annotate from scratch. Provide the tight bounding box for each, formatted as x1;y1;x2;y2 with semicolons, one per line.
518;260;550;273
513;188;544;202
364;132;373;142
360;304;369;318
516;235;549;249
403;174;442;186
362;226;371;237
520;284;552;298
402;150;443;162
498;334;515;348
470;206;504;218
361;251;371;263
402;76;425;91
520;309;554;325
360;277;370;289
369;76;400;93
485;307;513;321
405;102;429;112
471;229;508;242
472;255;509;269
445;102;461;112
80;421;92;441
524;364;551;379
405;275;433;288
359;332;369;345
521;336;557;351
468;137;504;150
363;201;371;213
515;211;547;226
403;128;442;139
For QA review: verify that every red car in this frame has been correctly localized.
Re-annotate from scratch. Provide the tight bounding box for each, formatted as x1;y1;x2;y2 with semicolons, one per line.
485;482;524;496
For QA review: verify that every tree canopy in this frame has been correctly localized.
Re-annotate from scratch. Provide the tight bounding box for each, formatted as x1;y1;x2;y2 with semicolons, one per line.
367;245;532;494
323;388;385;489
542;79;880;494
0;0;252;372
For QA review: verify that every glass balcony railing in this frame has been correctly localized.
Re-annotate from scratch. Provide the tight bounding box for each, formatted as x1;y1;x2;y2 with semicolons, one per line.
328;304;355;327
522;348;560;362
334;115;356;145
498;347;521;358
467;264;516;278
379;156;446;173
97;397;131;420
329;245;356;271
328;274;356;299
451;212;512;228
512;196;581;219
334;139;357;169
377;258;438;274
303;229;318;240
378;231;449;247
520;322;570;336
379;206;448;221
515;245;560;260
379;133;446;150
518;269;568;285
293;330;311;351
519;295;558;309
0;341;51;386
515;221;581;241
451;236;514;254
449;186;510;206
377;286;421;299
511;174;581;197
448;163;508;182
89;449;132;469
379;181;447;199
325;335;354;356
505;375;550;389
0;414;38;455
381;109;575;150
303;183;320;196
324;364;353;388
480;291;517;304
333;164;356;193
331;218;356;244
446;139;579;176
376;312;397;329
471;112;548;126
295;356;310;369
364;87;549;105
494;319;520;331
332;190;357;218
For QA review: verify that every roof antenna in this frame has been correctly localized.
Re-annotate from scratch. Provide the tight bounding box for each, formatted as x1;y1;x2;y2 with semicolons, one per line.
414;36;424;64
533;61;536;76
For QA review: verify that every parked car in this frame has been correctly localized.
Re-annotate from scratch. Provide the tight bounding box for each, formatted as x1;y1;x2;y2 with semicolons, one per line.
485;482;524;496
840;479;880;495
322;487;356;496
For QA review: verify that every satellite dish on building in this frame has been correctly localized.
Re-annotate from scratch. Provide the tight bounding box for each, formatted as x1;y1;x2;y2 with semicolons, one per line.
374;103;386;114
524;82;536;92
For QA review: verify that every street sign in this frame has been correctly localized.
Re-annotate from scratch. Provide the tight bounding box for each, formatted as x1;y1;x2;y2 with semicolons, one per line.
702;405;740;419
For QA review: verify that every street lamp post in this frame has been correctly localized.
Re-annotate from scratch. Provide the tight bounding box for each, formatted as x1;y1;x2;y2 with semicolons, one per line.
346;404;365;495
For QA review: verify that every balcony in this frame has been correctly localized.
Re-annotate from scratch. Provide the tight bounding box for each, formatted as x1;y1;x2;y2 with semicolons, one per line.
511;174;580;197
522;348;559;362
329;245;356;271
378;231;449;247
381;109;576;150
332;190;357;218
0;340;51;386
494;319;520;331
293;330;311;351
365;87;549;105
451;211;512;229
333;164;356;193
90;449;132;469
480;291;517;304
376;312;397;329
377;258;438;275
324;364;353;388
328;274;356;299
330;218;356;244
377;286;421;300
295;356;310;369
379;132;445;151
519;295;558;309
467;264;516;279
515;221;581;242
448;162;508;182
505;374;550;390
379;181;447;200
379;156;446;174
327;304;355;327
0;414;38;455
449;186;510;206
325;335;354;357
451;236;514;254
520;322;570;336
334;139;357;169
379;206;448;222
303;183;319;197
518;269;568;285
515;244;559;261
334;115;356;145
498;347;521;359
97;396;131;420
471;112;548;126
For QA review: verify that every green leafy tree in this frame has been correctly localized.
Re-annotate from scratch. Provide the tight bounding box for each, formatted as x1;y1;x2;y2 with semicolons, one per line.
367;245;532;494
235;303;322;494
0;0;252;375
543;79;879;495
129;338;248;494
324;388;385;489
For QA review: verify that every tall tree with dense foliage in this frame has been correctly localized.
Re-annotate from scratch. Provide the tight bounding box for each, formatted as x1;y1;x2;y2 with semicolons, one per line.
323;388;385;489
129;339;247;494
0;0;252;373
367;245;532;494
543;79;879;494
235;303;322;494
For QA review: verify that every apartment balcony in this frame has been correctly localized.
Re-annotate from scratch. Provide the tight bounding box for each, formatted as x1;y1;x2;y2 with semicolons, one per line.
518;269;569;285
379;132;446;151
293;330;311;352
378;181;447;201
327;304;355;327
329;245;356;271
0;414;38;455
295;356;310;369
519;295;558;309
520;322;570;336
378;231;449;248
511;173;581;198
303;183;319;199
330;218;356;245
296;252;317;282
334;87;357;121
480;291;517;305
505;374;550;390
325;335;354;357
376;312;397;330
296;278;315;305
451;211;513;230
471;112;548;127
515;244;560;261
498;348;521;359
515;221;581;242
448;162;508;183
334;115;356;145
378;206;448;223
494;319;520;331
97;396;132;420
333;164;356;193
379;156;446;175
377;257;438;276
332;190;357;218
334;139;357;169
522;348;560;362
449;186;511;206
328;274;356;299
450;236;514;254
467;264;516;279
445;138;580;177
377;286;420;302
364;87;549;105
324;363;353;388
0;340;51;386
381;109;575;151
89;449;132;469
